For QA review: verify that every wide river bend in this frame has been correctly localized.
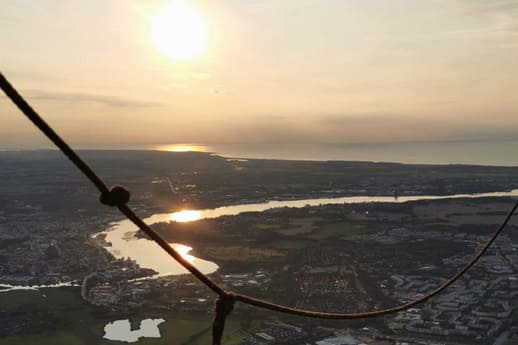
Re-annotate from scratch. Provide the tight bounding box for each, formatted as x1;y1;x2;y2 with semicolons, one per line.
95;189;518;276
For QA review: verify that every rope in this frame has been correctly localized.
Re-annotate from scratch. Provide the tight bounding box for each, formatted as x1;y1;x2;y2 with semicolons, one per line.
0;72;226;297
2;71;517;343
212;292;236;345
100;185;131;207
0;73;109;195
234;199;518;319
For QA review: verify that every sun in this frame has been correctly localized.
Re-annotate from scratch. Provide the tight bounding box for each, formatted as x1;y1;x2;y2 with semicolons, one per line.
150;1;208;61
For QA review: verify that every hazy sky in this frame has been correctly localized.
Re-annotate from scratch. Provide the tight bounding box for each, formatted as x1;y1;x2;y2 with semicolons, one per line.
1;0;518;149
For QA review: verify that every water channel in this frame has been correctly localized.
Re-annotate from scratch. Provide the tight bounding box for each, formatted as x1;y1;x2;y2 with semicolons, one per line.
96;189;518;276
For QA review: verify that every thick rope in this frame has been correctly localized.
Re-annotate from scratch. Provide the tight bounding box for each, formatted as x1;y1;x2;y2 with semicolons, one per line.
212;293;236;345
117;204;226;295
234;199;518;318
100;185;131;207
0;72;226;298
2;71;517;342
0;73;109;195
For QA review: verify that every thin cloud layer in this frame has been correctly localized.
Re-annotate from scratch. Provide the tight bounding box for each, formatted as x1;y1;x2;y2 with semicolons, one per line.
25;90;161;108
1;0;517;148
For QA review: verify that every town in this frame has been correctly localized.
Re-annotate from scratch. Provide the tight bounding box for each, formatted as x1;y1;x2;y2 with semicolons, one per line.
1;150;518;345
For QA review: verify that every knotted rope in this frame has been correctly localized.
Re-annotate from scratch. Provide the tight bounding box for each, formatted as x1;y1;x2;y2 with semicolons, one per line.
2;71;516;345
100;185;131;207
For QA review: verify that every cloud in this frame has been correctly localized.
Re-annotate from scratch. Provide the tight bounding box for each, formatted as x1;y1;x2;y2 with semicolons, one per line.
245;112;518;144
0;16;15;23
464;0;518;13
2;70;61;83
450;0;518;38
24;90;161;108
450;26;518;39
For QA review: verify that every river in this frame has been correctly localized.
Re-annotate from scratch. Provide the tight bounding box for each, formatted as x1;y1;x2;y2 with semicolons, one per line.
95;189;518;277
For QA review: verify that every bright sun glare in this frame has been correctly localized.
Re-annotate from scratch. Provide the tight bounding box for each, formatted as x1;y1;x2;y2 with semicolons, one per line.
150;1;208;61
174;244;196;263
156;144;209;152
170;210;202;222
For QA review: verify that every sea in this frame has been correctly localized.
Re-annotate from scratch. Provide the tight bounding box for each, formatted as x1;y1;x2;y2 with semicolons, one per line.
3;139;518;166
202;140;518;166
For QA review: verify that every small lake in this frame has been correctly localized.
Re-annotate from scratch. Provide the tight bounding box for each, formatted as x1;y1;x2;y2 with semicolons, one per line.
96;189;518;277
103;318;165;343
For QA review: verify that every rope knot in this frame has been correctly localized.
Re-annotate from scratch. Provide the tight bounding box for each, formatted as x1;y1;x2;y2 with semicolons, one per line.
212;292;236;345
100;185;130;207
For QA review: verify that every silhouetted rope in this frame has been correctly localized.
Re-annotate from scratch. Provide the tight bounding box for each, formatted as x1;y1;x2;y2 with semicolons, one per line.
2;71;517;344
233;200;518;319
212;292;236;345
0;73;109;195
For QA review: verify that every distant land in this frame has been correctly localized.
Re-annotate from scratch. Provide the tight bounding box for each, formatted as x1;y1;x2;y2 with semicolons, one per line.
1;150;518;344
3;139;518;166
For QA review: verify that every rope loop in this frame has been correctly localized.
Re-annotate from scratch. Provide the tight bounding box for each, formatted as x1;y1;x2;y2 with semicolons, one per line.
100;185;131;207
2;70;517;325
212;292;236;345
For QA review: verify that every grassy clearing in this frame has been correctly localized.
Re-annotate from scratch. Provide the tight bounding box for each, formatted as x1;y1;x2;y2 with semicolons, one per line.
0;287;109;344
274;228;308;236
0;331;87;345
0;288;244;345
204;246;283;262
0;287;88;312
307;222;370;239
269;239;311;250
422;222;459;230
219;325;247;345
255;224;281;230
272;218;316;236
104;316;211;345
0;316;233;345
183;318;242;345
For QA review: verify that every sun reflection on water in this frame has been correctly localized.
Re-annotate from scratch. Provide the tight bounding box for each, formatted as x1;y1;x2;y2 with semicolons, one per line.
174;244;196;263
170;210;202;222
156;144;209;153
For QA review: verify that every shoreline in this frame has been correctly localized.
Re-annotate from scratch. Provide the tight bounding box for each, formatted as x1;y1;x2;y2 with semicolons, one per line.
3;189;518;291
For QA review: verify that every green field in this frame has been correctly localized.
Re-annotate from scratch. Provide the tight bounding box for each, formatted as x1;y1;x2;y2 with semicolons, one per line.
0;288;244;345
255;223;281;230
307;221;370;239
0;332;87;345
